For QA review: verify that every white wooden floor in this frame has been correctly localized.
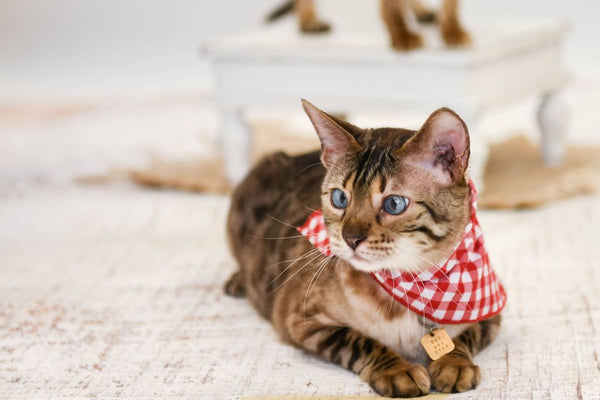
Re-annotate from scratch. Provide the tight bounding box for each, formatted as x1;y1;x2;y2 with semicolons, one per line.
1;93;599;399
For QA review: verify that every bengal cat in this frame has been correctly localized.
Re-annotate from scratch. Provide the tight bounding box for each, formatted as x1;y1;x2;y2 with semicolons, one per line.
225;101;502;397
266;0;471;51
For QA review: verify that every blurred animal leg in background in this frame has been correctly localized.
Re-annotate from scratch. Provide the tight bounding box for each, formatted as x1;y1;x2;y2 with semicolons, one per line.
410;0;437;23
380;0;424;51
296;0;331;33
265;0;295;23
439;0;471;46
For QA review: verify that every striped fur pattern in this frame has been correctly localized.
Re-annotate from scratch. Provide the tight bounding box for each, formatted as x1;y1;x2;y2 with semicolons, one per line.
225;102;501;397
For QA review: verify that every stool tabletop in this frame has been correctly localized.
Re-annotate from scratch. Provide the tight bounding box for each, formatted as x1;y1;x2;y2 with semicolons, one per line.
203;19;569;67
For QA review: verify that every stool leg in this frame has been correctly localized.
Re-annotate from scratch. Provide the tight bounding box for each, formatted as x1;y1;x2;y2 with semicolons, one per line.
537;91;569;166
220;109;252;186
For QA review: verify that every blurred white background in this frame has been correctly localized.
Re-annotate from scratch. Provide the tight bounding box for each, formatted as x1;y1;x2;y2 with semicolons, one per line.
1;0;599;101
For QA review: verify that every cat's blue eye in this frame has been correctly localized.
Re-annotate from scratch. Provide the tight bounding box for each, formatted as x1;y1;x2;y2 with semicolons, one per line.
331;189;348;209
383;195;409;215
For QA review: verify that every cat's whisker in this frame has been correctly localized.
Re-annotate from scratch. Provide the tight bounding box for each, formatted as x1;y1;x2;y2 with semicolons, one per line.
428;272;475;315
268;251;325;295
384;268;396;318
387;257;429;358
410;253;475;315
390;252;422;275
302;255;334;320
265;213;300;229
266;247;322;271
404;267;431;339
396;252;466;351
295;161;324;176
413;251;474;307
267;252;324;285
250;233;306;240
302;257;330;314
411;252;439;269
420;273;475;320
404;267;440;360
300;203;317;213
268;248;323;284
315;158;347;176
335;257;343;273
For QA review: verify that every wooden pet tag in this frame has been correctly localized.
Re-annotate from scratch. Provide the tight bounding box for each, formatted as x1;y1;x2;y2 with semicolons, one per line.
421;328;455;360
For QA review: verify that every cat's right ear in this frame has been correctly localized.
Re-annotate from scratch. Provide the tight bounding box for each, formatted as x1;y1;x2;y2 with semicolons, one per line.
302;99;362;168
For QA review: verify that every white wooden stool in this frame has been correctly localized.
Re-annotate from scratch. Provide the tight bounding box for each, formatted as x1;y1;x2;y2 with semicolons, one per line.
203;20;570;188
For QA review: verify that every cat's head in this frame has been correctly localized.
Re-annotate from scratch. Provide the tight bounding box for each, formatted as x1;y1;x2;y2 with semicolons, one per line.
302;100;472;274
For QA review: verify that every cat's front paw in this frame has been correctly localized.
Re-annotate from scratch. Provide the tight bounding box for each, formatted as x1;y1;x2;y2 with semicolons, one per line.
224;271;246;298
368;363;430;398
428;355;480;393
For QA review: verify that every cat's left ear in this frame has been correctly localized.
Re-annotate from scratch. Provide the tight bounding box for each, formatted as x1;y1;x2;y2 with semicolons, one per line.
401;107;470;184
302;99;362;168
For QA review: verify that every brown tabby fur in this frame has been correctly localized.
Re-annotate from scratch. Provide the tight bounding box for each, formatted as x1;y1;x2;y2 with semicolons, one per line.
225;101;501;397
266;0;471;51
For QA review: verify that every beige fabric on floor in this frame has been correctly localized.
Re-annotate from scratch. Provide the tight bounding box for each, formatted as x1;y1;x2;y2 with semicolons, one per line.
481;135;600;208
124;126;600;209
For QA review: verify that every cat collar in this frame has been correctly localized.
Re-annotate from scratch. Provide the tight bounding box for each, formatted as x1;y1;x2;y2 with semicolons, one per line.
298;180;506;325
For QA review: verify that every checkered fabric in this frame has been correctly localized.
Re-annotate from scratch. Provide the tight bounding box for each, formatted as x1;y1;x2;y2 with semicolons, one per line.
297;180;506;325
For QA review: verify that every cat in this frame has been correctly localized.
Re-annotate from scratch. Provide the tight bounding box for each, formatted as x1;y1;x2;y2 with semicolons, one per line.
266;0;471;51
224;100;503;397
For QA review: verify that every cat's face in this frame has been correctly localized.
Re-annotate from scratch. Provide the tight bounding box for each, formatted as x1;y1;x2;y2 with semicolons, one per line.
303;100;472;274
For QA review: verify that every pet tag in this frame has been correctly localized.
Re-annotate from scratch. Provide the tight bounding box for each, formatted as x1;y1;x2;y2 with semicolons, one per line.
421;328;455;360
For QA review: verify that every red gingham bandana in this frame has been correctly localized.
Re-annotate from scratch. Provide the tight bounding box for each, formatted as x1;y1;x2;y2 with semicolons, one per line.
297;180;506;325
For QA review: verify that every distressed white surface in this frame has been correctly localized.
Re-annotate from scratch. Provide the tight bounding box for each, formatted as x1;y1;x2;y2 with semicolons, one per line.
0;96;599;399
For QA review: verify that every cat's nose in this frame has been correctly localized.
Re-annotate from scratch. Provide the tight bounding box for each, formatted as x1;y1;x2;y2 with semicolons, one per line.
343;234;366;251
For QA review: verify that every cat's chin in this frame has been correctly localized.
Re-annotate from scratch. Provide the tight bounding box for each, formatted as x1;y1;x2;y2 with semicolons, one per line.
343;252;428;275
332;245;428;274
346;255;397;274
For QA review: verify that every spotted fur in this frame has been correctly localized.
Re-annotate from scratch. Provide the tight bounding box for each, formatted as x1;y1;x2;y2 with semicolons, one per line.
225;102;501;397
